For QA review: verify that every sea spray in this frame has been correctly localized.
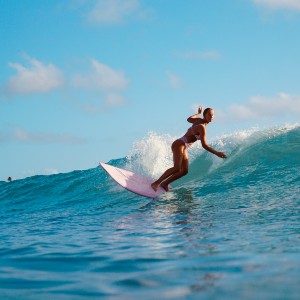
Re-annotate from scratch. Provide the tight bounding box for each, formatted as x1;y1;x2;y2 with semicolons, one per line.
125;132;175;179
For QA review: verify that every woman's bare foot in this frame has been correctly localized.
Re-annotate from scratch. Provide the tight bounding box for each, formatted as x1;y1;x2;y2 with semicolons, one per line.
160;182;169;192
151;182;159;192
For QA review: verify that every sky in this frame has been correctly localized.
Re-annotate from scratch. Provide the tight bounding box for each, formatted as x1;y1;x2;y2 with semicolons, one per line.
1;0;300;180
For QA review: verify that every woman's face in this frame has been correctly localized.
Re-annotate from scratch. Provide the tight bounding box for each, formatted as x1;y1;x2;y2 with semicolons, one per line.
204;109;214;123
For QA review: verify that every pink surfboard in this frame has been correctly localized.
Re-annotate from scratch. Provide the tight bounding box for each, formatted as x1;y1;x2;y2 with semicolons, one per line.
100;162;166;198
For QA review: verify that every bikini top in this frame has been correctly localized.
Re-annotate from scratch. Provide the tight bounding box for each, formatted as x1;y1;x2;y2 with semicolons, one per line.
180;124;202;146
188;124;202;140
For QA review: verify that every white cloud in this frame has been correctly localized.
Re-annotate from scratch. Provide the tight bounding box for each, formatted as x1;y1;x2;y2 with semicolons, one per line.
72;59;129;109
3;56;64;96
253;0;300;10
105;92;125;106
179;50;220;60
0;128;85;144
86;0;147;24
4;128;86;144
166;71;183;89
225;93;300;121
72;59;129;90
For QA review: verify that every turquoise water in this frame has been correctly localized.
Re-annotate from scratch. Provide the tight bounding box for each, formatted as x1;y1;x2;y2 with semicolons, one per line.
1;125;300;299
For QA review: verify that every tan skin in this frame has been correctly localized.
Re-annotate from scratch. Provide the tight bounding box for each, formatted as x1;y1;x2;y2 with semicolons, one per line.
151;107;227;192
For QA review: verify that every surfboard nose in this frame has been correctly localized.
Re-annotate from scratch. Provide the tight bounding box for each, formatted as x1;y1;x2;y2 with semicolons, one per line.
100;162;166;198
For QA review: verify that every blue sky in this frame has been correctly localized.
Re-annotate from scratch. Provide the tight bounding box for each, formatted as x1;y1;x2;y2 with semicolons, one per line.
1;0;300;180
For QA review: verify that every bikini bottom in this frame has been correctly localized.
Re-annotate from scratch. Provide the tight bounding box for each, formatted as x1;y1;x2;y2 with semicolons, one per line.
178;136;191;149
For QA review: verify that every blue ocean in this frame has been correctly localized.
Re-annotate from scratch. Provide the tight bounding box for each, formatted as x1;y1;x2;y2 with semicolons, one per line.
1;125;300;299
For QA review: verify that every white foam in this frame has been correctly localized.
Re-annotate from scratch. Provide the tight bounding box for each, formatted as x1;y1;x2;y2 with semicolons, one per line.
208;123;299;173
126;132;175;178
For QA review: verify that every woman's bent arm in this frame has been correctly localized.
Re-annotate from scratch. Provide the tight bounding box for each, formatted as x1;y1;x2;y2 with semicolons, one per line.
187;106;202;123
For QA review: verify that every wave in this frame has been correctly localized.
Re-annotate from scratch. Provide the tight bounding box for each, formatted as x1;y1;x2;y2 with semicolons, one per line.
1;124;299;213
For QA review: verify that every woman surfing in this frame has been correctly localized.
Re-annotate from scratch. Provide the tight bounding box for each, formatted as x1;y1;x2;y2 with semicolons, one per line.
151;106;227;192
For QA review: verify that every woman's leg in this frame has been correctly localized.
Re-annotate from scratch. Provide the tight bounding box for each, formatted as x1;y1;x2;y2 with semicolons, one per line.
151;141;185;192
160;149;189;191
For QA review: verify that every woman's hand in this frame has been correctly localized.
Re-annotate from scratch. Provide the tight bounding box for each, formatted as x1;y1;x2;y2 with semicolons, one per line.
216;151;227;159
187;105;203;123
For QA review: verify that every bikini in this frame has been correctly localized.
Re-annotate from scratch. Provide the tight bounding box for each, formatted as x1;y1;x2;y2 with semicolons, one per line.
178;125;201;149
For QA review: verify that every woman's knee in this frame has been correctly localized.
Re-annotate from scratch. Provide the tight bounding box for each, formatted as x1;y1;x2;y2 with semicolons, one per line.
172;167;181;173
180;169;188;176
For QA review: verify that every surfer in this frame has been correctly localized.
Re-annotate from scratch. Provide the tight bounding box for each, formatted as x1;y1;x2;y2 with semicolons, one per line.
151;106;227;192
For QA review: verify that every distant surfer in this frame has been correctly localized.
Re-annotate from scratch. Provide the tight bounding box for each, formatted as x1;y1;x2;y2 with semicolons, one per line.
151;106;227;192
7;176;12;182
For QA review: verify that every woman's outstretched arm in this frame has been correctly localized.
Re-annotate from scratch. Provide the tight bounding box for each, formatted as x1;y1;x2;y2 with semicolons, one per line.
196;125;227;158
187;106;202;123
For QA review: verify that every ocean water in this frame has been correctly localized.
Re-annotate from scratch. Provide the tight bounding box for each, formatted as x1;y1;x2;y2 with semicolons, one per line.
1;125;300;299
